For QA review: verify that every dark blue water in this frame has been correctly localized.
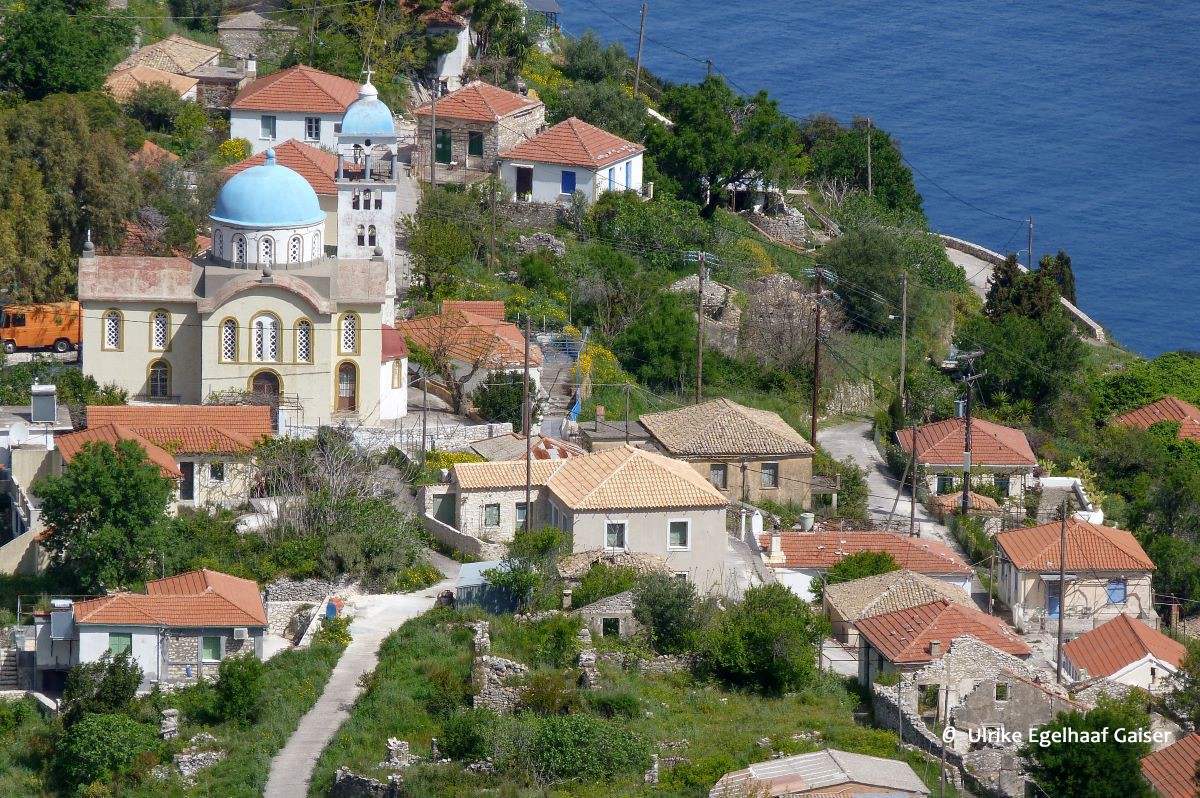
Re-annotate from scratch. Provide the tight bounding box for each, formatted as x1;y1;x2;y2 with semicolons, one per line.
558;0;1200;357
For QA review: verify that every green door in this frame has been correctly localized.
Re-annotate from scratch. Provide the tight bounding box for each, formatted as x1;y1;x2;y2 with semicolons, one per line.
432;493;456;525
435;129;452;164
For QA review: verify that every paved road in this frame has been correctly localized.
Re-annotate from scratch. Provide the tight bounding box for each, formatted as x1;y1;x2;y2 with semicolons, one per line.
946;246;994;301
263;552;461;798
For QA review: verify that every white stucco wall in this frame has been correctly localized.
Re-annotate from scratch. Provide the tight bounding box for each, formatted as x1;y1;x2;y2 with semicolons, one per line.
501;153;642;205
231;110;342;155
81;300;204;403
379;356;408;420
79;626;161;681
431;25;471;90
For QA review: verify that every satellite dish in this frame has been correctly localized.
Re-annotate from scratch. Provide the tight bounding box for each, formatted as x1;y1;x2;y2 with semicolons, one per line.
9;420;28;447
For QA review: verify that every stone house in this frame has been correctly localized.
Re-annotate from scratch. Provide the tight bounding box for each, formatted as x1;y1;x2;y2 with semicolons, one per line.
994;518;1158;633
895;417;1037;503
823;569;975;649
218;11;298;61
498;117;644;205
114;34;252;110
29;569;265;691
855;600;1031;685
412;81;545;184
54;405;272;510
105;65;198;102
576;590;640;639
709;748;930;798
424;445;732;591
1062;612;1185;691
640;398;815;509
230;65;362;155
760;530;974;598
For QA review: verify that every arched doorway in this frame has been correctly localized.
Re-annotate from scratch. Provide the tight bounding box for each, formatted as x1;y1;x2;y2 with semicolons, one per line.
250;370;281;403
337;362;357;412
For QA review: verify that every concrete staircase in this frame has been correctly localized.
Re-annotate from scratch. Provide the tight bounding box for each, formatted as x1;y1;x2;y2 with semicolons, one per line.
0;645;17;689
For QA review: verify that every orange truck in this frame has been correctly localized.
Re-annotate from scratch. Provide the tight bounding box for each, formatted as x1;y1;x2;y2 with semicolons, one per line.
0;301;82;354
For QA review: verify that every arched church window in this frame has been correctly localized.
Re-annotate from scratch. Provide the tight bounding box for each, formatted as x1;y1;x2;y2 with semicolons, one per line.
352;144;364;164
363;189;372;210
289;236;302;264
352;189;361;210
261;236;274;266
296;319;313;363
374;190;383;209
313;232;322;257
252;313;280;362
233;235;247;264
148;360;171;399
150;310;169;351
221;318;238;362
102;310;122;351
213;229;223;259
368;225;377;247
356;225;365;247
339;313;358;354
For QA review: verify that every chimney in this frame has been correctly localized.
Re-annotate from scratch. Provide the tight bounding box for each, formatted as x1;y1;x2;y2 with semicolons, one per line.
561;589;572;610
929;639;942;657
769;529;782;560
594;406;605;431
245;53;257;80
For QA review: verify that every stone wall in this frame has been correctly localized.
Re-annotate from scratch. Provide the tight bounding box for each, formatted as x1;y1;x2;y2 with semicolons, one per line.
329;767;404;798
596;652;695;676
743;210;809;248
420;511;507;560
503;201;564;230
165;628;255;682
266;600;316;638
668;274;741;358
265;576;359;603
415;104;545;183
472;655;527;713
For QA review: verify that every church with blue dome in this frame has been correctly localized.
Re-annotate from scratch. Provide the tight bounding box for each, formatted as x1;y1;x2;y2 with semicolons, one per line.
77;78;410;430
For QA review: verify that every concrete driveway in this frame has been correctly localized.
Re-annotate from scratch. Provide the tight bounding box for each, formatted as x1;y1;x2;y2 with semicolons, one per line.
263;551;461;798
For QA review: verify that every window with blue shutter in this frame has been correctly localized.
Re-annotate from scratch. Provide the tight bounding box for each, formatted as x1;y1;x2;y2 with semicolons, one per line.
560;170;576;194
1106;578;1127;604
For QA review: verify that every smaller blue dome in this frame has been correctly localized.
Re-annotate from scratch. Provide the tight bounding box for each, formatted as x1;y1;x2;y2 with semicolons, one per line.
340;82;396;137
210;149;324;228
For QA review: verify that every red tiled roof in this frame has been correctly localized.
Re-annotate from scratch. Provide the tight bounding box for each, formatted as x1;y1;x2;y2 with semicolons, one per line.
381;324;409;362
232;64;360;113
56;424;183;479
129;140;180;171
895;417;1036;468
931;491;1001;513
75;568;266;627
106;64;198;102
222;139;339;195
995;519;1155;572
87;405;273;439
412;80;540;122
500;117;644;169
442;300;506;321
758;531;972;575
1142;733;1200;798
1063;613;1185;678
395;308;543;369
115;34;220;74
855;600;1031;664
98;220;189;258
1113;396;1200;442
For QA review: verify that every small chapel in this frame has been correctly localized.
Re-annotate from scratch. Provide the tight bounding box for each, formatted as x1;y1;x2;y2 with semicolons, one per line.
78;80;409;427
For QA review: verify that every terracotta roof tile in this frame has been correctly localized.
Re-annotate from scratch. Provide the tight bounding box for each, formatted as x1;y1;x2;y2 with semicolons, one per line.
222;139;339;195
87;405;272;439
381;324;409;362
931;491;1001;513
105;65;198;102
995;519;1155;571
896;417;1036;467
1142;733;1200;798
394;308;542;369
232;64;361;113
824;569;974;621
453;459;561;489
1063;613;1185;678
75;568;266;627
442;300;506;321
855;600;1031;664
640;398;814;458
412;80;541;122
469;433;586;462
116;34;221;74
56;424;183;478
758;531;972;575
1113;396;1200;442
129;140;180;171
500;117;644;169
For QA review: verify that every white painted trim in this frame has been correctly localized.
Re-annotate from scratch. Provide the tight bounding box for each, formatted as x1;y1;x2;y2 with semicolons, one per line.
667;517;691;551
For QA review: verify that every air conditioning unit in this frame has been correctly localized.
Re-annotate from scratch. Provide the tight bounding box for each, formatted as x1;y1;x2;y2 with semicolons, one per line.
232;627;248;641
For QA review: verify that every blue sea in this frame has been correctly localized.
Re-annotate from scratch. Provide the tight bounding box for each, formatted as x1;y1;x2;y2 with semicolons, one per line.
558;0;1200;357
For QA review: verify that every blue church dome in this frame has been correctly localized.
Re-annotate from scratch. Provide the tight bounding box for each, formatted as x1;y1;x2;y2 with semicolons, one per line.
210;150;324;228
339;82;396;137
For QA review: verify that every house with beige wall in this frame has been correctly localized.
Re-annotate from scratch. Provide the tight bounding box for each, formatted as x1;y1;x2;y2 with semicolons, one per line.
640;399;815;509
1062;613;1185;691
822;569;975;649
896;416;1037;503
995;519;1157;634
424;445;732;591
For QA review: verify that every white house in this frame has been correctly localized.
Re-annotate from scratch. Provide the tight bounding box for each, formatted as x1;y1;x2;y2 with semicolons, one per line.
31;569;266;691
415;0;473;92
230;65;361;155
499;117;644;205
1063;613;1186;691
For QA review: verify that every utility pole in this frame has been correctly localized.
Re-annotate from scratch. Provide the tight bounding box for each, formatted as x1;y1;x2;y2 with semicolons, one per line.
899;271;908;414
308;0;319;65
938;677;948;798
956;351;985;516
1027;215;1034;271
896;675;904;751
909;423;918;538
524;316;532;527
706;59;714;78
811;267;826;446
633;3;647;99
866;117;873;197
1056;498;1068;684
695;251;705;404
429;85;439;189
624;382;631;445
420;371;428;468
988;551;996;616
489;162;498;268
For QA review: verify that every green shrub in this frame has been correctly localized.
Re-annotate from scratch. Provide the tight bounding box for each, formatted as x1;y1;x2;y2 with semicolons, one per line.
633;573;699;654
531;614;583;668
441;708;503;761
215;654;265;723
530;713;651;782
571;563;638;608
391;562;444;592
422;661;471;718
584;689;640;719
0;697;37;734
61;653;143;728
521;671;585;716
314;615;352;648
55;713;158;795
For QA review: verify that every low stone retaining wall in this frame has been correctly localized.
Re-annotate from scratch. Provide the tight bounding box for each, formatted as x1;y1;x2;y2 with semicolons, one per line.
503;201;566;230
265;600;315;637
421;513;507;560
940;234;1106;342
265;576;359;603
743;210;809;247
